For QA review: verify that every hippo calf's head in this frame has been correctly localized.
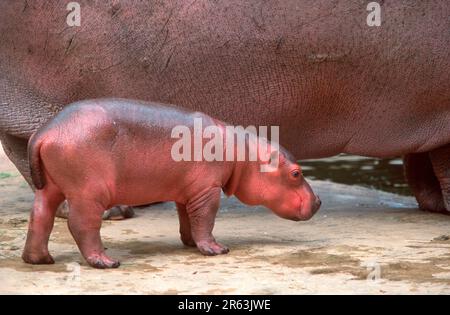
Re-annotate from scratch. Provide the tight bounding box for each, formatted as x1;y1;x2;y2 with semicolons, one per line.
226;146;321;221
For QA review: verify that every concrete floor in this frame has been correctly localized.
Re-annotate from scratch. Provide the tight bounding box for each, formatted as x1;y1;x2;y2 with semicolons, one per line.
1;147;450;294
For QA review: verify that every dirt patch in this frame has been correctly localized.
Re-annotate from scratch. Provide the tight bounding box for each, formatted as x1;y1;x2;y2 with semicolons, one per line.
261;246;450;284
0;258;68;273
122;229;140;236
0;232;16;243
332;244;385;253
432;235;450;242
120;262;161;273
6;217;28;228
381;256;450;284
110;240;197;258
263;248;367;280
204;288;237;294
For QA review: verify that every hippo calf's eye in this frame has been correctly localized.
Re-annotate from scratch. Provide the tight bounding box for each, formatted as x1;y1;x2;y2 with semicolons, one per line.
291;170;301;178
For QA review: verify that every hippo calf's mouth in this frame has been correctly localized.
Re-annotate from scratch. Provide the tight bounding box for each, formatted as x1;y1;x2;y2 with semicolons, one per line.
294;196;321;221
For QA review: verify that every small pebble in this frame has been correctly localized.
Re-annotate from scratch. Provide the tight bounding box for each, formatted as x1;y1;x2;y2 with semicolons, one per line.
8;218;27;227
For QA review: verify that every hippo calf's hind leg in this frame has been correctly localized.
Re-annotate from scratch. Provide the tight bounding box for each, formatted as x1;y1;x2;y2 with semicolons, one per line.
430;144;450;212
403;152;446;213
22;183;65;264
67;199;120;269
186;188;229;256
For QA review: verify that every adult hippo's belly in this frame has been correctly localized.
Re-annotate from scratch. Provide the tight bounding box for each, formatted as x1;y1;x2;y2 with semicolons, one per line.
0;1;449;213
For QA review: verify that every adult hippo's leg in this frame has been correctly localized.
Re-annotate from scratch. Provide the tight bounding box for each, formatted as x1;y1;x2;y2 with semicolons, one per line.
403;152;446;213
430;144;450;212
1;133;33;186
56;202;134;221
0;134;134;220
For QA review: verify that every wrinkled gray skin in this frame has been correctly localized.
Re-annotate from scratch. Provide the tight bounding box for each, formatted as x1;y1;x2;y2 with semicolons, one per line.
1;1;449;217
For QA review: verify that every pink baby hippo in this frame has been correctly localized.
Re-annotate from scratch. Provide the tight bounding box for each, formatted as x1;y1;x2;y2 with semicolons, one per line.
22;98;321;269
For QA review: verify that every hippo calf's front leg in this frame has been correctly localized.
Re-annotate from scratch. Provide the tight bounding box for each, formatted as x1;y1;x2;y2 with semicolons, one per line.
185;187;229;256
176;203;196;247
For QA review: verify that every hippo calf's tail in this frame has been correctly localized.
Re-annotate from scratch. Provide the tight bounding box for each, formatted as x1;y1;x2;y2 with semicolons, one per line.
28;131;46;190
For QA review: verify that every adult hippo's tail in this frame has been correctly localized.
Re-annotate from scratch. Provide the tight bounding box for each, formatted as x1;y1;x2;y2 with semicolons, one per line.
28;131;46;190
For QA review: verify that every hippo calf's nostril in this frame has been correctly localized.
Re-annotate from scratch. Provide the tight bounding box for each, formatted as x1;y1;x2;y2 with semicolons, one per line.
316;196;322;206
313;196;321;213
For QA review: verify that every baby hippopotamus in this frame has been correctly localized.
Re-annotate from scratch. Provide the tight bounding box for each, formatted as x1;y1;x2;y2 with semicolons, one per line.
22;98;321;269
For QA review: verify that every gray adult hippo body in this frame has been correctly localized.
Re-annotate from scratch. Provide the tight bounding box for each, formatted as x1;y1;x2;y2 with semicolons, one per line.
0;1;449;212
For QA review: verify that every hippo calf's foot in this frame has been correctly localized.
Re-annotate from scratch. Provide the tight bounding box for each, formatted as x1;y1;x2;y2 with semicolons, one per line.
67;199;122;269
196;240;230;256
22;250;55;265
86;253;120;269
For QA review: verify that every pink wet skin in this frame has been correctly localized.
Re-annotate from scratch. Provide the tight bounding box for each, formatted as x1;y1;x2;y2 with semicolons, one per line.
21;98;321;269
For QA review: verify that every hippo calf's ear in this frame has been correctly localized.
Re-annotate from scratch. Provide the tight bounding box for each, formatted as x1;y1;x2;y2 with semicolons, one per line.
260;150;282;173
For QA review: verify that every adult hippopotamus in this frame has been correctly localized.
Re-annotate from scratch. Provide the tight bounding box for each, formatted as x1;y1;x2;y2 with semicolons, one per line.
22;98;321;268
0;1;449;214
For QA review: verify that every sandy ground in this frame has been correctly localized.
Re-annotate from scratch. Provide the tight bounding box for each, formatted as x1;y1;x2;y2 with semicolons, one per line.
0;147;450;295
